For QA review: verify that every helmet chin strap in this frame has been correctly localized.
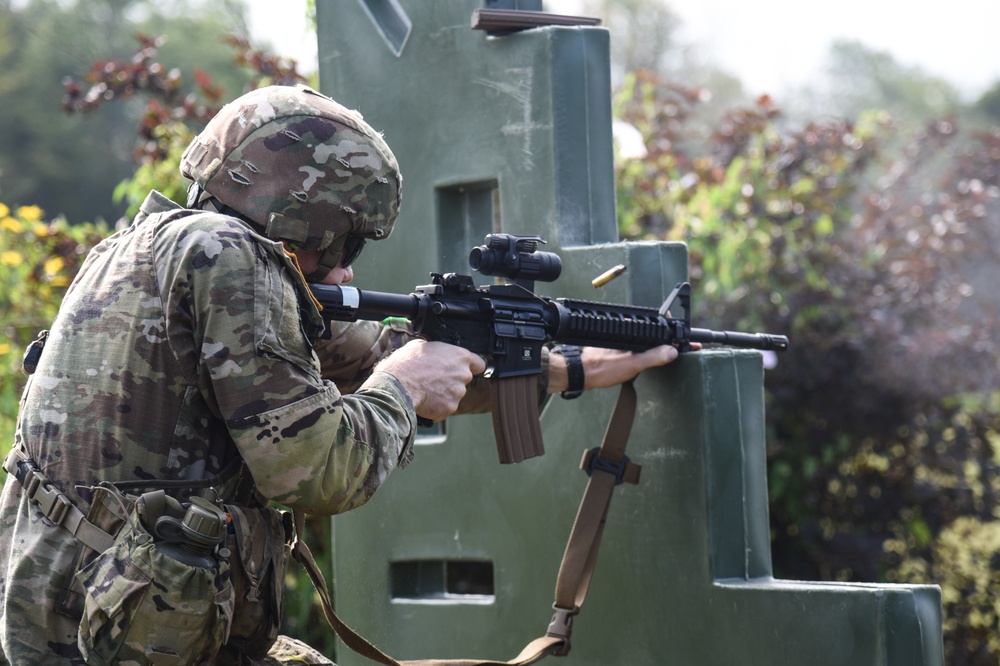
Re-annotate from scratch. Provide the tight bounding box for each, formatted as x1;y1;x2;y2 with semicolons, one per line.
313;243;344;281
303;264;333;283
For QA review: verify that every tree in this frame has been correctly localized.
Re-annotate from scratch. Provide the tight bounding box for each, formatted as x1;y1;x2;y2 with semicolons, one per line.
0;0;260;224
583;0;681;83
810;39;961;130
61;29;308;216
581;0;753;162
613;69;1000;665
974;81;1000;125
0;0;134;223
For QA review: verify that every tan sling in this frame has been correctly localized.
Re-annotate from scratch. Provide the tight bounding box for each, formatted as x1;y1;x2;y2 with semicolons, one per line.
291;380;641;665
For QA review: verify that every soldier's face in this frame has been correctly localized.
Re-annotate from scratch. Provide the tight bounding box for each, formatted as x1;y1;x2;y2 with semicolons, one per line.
294;249;354;285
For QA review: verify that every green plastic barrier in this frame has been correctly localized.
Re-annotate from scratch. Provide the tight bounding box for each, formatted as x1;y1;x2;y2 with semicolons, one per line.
315;2;944;664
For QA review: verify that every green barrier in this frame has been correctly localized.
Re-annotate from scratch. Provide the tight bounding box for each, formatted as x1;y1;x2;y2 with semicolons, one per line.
316;2;944;664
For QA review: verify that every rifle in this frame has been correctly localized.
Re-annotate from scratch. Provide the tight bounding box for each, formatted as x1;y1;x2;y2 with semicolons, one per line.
309;234;788;463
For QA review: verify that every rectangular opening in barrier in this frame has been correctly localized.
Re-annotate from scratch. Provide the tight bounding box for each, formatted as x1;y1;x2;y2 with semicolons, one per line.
435;180;500;284
390;559;495;604
415;420;446;445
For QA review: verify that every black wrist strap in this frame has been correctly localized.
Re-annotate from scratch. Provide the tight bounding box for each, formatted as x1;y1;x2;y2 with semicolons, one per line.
553;344;584;399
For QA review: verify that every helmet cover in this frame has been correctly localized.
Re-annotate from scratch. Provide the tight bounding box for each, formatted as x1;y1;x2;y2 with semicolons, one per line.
180;85;401;266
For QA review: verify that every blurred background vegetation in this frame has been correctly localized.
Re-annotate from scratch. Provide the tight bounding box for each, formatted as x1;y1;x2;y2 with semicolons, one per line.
1;0;999;662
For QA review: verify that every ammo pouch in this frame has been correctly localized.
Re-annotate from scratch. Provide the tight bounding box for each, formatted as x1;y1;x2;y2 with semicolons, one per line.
75;485;291;665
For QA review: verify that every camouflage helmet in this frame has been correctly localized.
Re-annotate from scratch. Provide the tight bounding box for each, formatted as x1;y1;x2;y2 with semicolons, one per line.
180;85;401;276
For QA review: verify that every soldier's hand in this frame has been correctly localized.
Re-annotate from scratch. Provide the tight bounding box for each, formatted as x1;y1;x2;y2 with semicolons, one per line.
376;340;486;422
548;345;680;395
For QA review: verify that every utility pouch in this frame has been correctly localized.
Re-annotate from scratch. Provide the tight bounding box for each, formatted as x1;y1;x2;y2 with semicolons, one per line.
75;488;235;666
223;504;292;659
58;483;133;617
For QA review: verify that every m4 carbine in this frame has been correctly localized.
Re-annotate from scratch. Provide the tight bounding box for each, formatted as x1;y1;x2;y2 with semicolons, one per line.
309;234;788;464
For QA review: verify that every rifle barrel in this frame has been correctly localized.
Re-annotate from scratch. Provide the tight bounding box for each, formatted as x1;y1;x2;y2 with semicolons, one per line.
689;328;789;351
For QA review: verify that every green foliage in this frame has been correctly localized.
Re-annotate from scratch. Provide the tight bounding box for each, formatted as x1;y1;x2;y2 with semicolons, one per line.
0;0;138;223
112;121;197;216
975;81;1000;125
0;0;260;224
64;31;310;217
893;514;1000;662
9;1;1000;659
614;70;1000;664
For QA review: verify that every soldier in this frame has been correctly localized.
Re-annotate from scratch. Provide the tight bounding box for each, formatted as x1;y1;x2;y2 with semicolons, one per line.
0;85;678;665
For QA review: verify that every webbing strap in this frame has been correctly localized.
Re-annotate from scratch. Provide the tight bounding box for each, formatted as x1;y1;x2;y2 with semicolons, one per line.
550;381;638;649
2;447;115;553
293;380;639;665
3;447;250;555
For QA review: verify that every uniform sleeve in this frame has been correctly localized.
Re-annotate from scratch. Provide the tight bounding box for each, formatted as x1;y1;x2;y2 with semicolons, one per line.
227;371;417;515
157;215;416;515
312;318;413;393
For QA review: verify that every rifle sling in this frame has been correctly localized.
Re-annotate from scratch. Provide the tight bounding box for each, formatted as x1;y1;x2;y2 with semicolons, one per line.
291;380;640;666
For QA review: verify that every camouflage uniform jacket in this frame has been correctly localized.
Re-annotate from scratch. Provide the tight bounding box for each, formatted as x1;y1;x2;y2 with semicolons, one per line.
0;190;420;662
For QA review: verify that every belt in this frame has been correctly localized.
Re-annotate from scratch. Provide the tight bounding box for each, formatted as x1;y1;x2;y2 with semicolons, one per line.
3;447;115;553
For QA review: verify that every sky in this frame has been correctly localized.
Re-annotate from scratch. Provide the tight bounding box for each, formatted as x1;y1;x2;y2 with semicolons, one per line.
245;0;1000;101
667;0;1000;100
244;1;318;71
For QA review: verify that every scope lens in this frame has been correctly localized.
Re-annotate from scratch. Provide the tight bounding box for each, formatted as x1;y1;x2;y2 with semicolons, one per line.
468;246;487;271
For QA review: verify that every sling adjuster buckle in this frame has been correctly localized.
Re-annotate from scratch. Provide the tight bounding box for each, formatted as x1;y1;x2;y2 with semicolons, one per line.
545;605;578;656
581;447;640;485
